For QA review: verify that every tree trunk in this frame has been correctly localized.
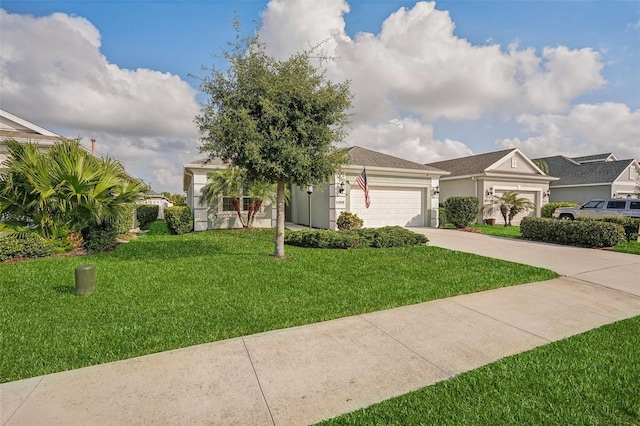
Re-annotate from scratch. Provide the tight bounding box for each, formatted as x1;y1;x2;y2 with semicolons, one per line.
232;197;247;228
274;180;286;258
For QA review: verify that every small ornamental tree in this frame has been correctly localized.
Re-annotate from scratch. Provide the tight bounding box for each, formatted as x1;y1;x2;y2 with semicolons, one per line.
195;22;352;257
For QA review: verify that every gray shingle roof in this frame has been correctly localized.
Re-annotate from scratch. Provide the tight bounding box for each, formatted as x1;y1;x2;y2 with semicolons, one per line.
535;155;634;186
347;146;447;173
425;148;516;177
571;153;615;163
186;157;227;166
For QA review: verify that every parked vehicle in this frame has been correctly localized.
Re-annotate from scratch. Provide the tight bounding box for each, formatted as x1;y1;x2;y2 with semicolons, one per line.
552;198;640;220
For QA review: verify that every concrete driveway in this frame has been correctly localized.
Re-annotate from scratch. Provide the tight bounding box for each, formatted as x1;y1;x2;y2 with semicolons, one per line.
2;230;639;425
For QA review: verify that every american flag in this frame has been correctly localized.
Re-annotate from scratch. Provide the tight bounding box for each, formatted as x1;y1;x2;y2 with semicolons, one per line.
356;167;371;208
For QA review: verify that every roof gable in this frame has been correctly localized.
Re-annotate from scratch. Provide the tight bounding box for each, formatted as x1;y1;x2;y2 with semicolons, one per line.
426;148;545;177
0;108;59;136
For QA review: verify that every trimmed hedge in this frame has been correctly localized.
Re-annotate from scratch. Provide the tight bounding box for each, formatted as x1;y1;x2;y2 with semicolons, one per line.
336;212;363;230
136;204;159;229
165;206;193;235
285;226;428;249
542;202;579;218
82;223;119;253
577;216;639;241
113;204;136;238
520;217;624;248
0;234;56;262
443;197;479;228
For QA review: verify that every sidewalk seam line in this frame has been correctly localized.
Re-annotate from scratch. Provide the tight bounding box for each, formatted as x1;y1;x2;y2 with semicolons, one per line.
357;315;454;379
3;376;45;425
241;337;276;426
450;301;553;343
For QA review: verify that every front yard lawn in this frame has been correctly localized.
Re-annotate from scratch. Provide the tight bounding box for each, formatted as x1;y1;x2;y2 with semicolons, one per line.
0;229;556;383
472;224;521;238
614;240;640;255
320;315;640;425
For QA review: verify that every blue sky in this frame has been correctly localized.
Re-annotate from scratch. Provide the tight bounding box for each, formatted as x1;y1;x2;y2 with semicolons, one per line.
1;0;638;192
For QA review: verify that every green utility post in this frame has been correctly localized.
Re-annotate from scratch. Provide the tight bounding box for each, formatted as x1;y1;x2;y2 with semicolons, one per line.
75;265;96;295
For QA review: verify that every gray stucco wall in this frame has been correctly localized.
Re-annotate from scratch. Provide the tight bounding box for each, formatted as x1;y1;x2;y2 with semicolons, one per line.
549;185;611;204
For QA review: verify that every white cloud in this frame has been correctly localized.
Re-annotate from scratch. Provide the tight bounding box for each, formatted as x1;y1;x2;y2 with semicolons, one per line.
347;118;472;163
0;9;200;192
499;103;640;160
260;0;606;124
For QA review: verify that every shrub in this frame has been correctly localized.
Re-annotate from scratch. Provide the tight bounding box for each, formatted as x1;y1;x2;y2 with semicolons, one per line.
443;197;479;228
285;226;428;249
438;205;448;228
520;217;624;248
577;216;639;241
336;212;364;230
136;204;159;229
165;206;193;235
82;222;119;253
542;202;579;218
0;234;56;262
113;204;136;238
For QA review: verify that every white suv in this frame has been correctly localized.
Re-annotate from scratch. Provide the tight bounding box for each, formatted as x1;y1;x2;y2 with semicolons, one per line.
553;198;640;220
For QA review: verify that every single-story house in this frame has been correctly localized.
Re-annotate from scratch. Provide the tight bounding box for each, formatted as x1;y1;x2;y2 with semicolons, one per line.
426;148;557;225
183;146;449;230
533;153;640;204
288;146;449;229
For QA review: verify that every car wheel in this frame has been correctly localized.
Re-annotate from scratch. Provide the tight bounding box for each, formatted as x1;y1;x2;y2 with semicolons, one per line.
559;214;573;220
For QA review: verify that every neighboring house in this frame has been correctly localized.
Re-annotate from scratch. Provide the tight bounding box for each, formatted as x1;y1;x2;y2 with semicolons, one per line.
0;108;97;162
534;153;640;204
427;148;557;225
141;192;174;219
183;146;448;230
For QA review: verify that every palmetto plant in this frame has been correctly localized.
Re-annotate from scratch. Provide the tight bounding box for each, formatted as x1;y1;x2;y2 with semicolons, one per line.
483;191;535;226
0;139;146;242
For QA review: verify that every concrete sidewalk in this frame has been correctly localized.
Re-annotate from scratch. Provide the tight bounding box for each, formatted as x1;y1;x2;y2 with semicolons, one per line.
2;231;639;425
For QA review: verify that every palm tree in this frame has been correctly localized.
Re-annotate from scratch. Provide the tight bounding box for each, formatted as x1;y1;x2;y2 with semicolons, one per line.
483;191;535;226
533;159;549;175
199;167;278;228
0;138;145;242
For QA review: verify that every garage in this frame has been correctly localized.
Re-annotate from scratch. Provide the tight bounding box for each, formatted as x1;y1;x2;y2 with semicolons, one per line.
350;186;425;227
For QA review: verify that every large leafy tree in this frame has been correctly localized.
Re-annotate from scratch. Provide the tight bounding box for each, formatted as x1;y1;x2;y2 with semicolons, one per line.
0;139;146;242
195;24;352;257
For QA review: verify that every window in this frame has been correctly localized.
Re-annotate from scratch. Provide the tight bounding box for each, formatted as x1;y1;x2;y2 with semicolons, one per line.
582;201;604;209
511;158;518;168
606;201;626;209
629;202;640;210
221;196;257;212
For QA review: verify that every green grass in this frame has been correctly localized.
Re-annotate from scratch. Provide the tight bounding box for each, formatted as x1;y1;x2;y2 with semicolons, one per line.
472;224;521;238
319;316;640;425
0;229;556;383
614;240;640;255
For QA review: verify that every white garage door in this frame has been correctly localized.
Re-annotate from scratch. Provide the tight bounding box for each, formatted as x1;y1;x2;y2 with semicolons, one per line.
351;187;424;227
